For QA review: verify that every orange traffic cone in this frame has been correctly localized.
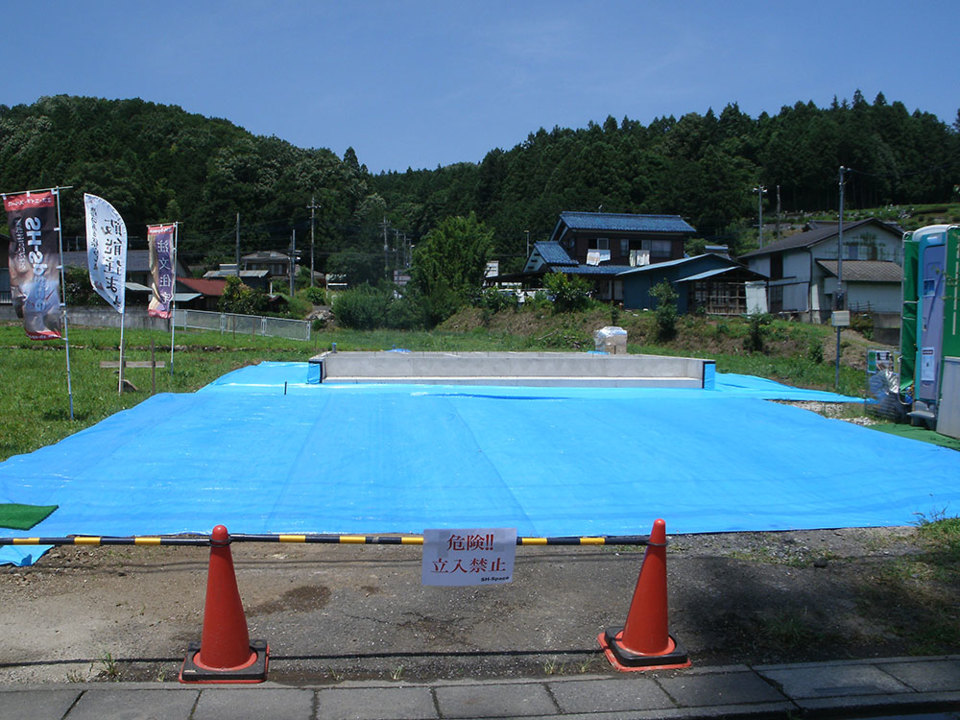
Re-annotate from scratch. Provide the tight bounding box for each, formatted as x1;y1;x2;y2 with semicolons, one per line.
598;518;690;672
180;525;269;683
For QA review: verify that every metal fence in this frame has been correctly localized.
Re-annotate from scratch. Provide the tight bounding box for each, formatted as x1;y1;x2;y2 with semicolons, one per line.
175;309;311;341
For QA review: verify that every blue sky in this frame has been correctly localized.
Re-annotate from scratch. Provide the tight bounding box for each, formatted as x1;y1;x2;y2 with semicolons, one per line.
3;0;957;173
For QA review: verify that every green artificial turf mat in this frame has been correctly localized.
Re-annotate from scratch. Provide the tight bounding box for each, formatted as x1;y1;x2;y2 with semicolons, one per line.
0;503;59;530
870;424;960;451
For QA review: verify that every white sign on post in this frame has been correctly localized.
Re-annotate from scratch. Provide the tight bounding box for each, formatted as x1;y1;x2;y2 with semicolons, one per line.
421;528;517;586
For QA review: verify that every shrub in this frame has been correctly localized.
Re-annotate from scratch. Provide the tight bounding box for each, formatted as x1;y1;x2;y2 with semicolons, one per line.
543;271;592;313
650;280;678;341
300;286;327;305
475;287;519;313
331;285;390;330
331;285;429;330
525;290;552;311
385;293;428;330
850;312;874;340
743;313;772;353
280;294;313;319
610;303;621;326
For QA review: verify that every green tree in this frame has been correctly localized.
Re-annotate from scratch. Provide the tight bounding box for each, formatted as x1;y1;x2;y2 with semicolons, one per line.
326;249;383;287
218;276;266;315
411;213;493;326
63;265;107;306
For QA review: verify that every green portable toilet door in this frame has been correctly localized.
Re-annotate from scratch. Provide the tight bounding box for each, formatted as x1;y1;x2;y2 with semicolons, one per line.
918;244;946;404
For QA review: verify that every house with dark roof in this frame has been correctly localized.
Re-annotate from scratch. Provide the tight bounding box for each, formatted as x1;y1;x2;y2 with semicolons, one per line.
203;264;270;292
521;211;699;303
739;218;903;322
550;211;696;266
523;238;766;315
517;211;765;314
242;250;293;278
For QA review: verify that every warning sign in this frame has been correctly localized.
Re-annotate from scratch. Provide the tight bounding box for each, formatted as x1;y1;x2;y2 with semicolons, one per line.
421;528;517;586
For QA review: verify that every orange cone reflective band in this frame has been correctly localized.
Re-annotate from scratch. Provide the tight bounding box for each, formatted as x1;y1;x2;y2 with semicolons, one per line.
180;525;268;683
598;518;690;671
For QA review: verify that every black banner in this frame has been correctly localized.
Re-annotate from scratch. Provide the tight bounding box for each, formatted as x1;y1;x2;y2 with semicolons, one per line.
4;191;62;339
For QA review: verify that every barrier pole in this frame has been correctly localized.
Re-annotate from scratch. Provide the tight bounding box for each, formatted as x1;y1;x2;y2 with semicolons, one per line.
1;533;652;547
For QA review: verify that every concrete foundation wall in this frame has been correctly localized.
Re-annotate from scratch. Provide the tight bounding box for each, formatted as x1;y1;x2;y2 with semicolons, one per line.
311;351;714;389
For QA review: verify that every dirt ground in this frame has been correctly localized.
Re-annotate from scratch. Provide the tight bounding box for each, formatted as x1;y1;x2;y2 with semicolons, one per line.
1;523;955;686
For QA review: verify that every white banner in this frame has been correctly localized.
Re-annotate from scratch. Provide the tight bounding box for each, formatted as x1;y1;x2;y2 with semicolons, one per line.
84;193;127;313
421;528;517;586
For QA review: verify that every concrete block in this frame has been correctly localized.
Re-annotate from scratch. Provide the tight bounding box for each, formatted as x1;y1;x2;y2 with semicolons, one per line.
0;688;79;720
878;658;960;692
656;670;786;706
435;681;557;717
193;687;313;720
548;676;675;713
317;685;437;720
758;663;912;699
65;687;199;720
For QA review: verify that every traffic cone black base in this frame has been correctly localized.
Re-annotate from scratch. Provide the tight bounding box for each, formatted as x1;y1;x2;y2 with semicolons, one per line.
179;525;269;684
180;639;269;683
598;628;690;672
598;519;691;672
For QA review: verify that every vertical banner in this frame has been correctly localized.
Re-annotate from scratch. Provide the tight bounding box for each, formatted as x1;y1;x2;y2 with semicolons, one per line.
83;194;127;312
147;223;177;318
4;191;62;339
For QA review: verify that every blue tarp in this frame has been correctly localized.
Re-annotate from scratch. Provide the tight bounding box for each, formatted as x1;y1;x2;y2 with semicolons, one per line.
2;362;957;566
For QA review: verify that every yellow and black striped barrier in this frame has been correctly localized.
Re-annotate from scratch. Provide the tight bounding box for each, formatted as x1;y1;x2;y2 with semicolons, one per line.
0;532;653;547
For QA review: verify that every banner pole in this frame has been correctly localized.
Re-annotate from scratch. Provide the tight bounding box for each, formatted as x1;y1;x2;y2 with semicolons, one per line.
54;188;75;421
170;222;179;375
118;309;126;395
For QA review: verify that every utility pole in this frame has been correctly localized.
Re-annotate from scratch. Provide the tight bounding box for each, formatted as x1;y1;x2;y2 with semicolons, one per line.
307;195;320;287
525;229;530;258
289;229;296;297
835;166;849;390
382;217;390;281
394;229;401;276
235;212;240;276
752;185;767;247
775;185;782;242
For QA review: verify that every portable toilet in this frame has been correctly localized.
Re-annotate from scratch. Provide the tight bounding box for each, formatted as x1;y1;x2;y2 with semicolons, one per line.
900;225;960;435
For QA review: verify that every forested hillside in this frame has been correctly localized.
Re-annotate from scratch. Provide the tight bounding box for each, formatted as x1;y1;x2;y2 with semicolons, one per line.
2;92;957;276
375;92;959;270
0;96;377;270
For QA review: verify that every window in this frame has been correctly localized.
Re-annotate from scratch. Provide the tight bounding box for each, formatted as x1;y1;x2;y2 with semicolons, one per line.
769;253;783;280
589;237;610;250
642;239;672;258
769;285;783;313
